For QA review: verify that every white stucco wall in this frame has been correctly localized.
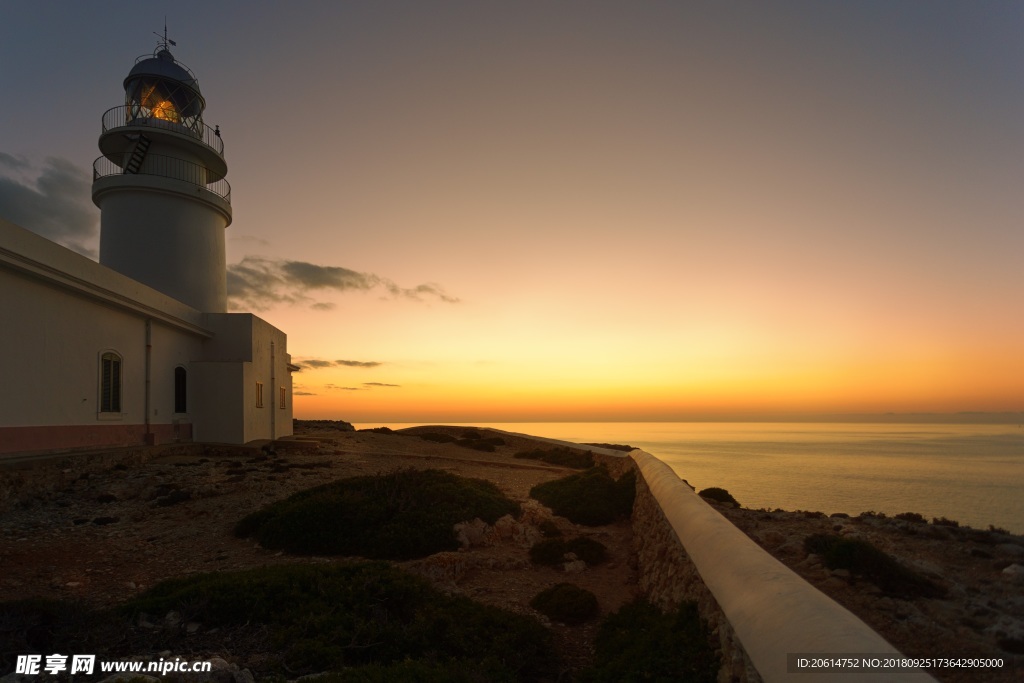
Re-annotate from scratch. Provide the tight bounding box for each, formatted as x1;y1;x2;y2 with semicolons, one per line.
0;218;295;451
96;184;230;313
190;361;245;444
202;313;295;443
0;219;208;430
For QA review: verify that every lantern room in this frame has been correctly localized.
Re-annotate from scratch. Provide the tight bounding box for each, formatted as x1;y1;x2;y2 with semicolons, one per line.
124;48;206;133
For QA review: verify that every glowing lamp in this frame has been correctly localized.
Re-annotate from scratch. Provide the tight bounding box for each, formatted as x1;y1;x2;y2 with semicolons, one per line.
124;49;205;132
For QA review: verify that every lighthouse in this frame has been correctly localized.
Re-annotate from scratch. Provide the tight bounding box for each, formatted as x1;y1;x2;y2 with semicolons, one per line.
0;35;297;454
93;38;231;313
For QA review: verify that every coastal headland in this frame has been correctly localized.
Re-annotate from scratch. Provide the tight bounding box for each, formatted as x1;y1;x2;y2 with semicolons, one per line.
1;423;1021;681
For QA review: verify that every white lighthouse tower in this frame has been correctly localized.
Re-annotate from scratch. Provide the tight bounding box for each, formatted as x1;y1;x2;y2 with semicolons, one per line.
93;36;231;312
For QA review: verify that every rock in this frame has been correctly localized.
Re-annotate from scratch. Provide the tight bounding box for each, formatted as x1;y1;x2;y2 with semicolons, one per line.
155;489;192;507
97;676;159;683
1002;564;1024;577
997;543;1024;557
563;560;587;573
758;530;785;548
454;518;489;548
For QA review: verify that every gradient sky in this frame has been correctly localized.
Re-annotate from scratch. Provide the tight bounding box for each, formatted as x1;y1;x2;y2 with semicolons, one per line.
2;1;1022;422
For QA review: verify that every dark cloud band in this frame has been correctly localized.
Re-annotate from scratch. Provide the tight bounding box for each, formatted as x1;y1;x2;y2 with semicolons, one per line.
0;156;98;258
227;256;459;310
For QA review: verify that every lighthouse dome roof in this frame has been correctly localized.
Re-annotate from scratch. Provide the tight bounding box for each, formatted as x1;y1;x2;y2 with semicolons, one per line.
125;49;201;94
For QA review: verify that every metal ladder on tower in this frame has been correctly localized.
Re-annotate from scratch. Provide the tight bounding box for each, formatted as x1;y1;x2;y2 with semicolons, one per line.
123;134;151;174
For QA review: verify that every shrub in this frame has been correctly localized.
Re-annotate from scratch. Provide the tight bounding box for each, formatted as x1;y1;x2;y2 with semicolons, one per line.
697;487;739;507
803;534;946;599
515;447;595;469
122;563;557;679
895;512;927;524
581;600;718;682
932;516;960;527
530;583;599;625
529;537;608;567
530;467;636;526
235;469;520;560
582;442;635;452
358;426;395;434
0;598;120;672
455;437;506;452
417;432;457;444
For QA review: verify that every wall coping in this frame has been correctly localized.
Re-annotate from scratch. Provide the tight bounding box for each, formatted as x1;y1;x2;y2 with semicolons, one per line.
488;428;935;682
631;449;937;682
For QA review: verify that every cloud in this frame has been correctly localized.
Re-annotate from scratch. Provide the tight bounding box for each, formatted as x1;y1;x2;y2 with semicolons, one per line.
295;358;383;370
364;382;400;388
0;156;99;258
226;256;459;311
325;384;363;391
299;359;336;369
293;391;317;396
336;360;382;368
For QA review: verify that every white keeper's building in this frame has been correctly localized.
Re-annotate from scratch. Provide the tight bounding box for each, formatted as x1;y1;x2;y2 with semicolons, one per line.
0;42;296;455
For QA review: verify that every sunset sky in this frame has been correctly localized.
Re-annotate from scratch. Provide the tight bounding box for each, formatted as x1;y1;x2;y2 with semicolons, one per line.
2;2;1022;422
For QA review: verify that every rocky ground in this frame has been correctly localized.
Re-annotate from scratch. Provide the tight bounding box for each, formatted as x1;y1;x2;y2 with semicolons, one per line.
1;424;1021;682
0;426;637;680
717;503;1024;682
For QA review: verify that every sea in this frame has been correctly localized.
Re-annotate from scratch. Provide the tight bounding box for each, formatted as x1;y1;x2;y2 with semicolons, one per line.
353;421;1024;535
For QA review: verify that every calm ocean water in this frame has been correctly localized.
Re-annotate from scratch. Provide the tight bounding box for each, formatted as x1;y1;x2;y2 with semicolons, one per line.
357;422;1024;534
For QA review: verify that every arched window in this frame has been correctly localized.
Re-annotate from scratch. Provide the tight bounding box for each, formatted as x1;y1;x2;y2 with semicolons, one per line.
174;366;187;413
100;352;122;413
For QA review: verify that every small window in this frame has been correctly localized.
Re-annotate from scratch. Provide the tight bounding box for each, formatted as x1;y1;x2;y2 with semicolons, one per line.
279;386;286;409
100;352;122;413
174;366;187;413
256;381;264;408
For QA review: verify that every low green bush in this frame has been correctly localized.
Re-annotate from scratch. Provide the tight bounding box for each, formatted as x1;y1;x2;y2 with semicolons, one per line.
235;469;520;560
0;598;121;672
529;537;608;566
455;437;506;452
804;534;946;599
529;467;636;526
697;487;739;507
581;442;635;452
581;600;718;682
530;583;599;625
932;516;960;527
514;447;595;469
895;512;927;524
417;432;457;444
122;563;557;679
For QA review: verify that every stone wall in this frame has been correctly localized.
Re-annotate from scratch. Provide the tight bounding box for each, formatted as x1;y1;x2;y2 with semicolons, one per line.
632;472;761;683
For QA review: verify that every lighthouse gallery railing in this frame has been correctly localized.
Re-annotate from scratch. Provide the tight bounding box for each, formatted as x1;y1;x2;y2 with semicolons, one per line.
93;154;231;203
